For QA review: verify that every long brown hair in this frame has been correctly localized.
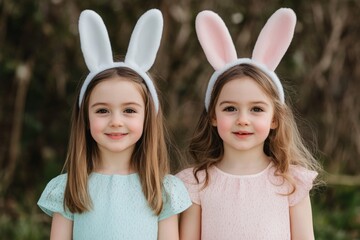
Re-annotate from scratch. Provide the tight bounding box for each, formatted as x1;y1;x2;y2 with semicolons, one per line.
189;64;321;191
63;67;169;215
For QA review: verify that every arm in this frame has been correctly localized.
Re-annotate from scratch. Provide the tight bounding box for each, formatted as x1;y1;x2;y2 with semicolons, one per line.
50;213;73;240
179;203;201;240
158;214;179;240
289;194;315;240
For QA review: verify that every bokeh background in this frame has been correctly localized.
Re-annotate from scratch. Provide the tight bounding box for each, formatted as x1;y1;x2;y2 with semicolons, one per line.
1;0;359;239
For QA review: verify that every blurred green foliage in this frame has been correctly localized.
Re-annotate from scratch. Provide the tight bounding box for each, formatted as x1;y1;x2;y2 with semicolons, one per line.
313;186;360;239
0;0;359;239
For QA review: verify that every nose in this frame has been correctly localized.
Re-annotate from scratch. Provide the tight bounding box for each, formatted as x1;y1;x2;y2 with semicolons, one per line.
236;111;250;126
110;112;123;127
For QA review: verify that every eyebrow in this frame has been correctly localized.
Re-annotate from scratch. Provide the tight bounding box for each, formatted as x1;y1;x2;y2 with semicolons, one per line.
90;102;143;108
219;100;270;106
219;101;236;106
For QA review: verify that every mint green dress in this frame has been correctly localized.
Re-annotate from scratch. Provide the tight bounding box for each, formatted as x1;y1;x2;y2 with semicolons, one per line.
38;173;191;240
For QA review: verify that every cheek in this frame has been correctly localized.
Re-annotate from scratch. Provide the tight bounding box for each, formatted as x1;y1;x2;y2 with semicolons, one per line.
129;117;145;135
254;118;273;135
133;122;144;136
215;116;233;135
89;116;104;136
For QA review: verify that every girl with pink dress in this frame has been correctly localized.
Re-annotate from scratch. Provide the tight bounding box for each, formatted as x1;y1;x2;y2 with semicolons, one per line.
176;8;321;240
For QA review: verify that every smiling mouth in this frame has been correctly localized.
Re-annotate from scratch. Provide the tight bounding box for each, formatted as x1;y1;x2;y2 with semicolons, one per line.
233;131;253;136
106;133;127;139
106;133;126;136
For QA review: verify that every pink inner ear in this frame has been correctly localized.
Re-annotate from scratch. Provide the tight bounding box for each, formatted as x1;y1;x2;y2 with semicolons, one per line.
196;11;237;70
252;8;296;71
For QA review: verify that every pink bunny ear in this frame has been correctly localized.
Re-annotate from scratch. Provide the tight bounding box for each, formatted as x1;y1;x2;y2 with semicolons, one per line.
195;11;237;70
252;8;296;71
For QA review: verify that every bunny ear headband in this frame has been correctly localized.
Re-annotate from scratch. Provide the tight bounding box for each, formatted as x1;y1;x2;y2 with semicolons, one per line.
196;8;296;111
78;9;163;112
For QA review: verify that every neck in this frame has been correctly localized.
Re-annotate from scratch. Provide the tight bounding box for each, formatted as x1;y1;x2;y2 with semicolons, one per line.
217;146;271;175
95;148;135;175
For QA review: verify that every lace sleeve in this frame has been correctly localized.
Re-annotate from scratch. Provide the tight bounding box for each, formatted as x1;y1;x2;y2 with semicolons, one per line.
288;166;318;206
37;174;73;220
158;175;192;221
176;168;202;205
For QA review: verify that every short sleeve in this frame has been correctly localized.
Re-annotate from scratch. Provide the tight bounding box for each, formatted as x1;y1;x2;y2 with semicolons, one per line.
288;166;318;206
37;174;73;220
175;168;201;205
158;175;192;221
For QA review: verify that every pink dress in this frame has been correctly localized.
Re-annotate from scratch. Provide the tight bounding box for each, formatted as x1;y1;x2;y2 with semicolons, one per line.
176;162;317;240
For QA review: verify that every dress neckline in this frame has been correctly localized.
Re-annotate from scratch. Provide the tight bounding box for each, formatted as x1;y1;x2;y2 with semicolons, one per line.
213;161;273;179
91;172;138;178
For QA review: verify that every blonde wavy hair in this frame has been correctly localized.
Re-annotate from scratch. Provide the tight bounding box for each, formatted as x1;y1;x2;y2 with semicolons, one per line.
189;64;321;192
63;67;169;215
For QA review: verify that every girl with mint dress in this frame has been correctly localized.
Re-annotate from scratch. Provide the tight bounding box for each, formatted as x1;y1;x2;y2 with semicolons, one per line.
38;9;191;240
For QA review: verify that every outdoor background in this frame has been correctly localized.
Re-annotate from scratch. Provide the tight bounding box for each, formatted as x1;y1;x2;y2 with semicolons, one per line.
1;0;359;239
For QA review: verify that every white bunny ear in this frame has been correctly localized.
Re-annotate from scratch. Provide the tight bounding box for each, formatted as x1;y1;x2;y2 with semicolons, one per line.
125;9;163;72
252;8;296;71
78;9;162;113
79;10;113;71
195;11;237;70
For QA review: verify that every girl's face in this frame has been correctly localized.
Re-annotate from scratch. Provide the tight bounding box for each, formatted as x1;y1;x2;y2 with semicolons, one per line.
88;76;145;157
212;76;277;154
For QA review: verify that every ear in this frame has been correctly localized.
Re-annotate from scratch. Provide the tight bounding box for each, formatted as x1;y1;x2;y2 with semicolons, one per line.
125;9;163;72
270;117;278;129
211;115;217;127
195;10;237;70
252;8;296;71
212;120;217;127
79;10;113;72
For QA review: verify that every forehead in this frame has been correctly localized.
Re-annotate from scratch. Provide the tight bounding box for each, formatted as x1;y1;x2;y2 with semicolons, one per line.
218;76;272;104
89;76;145;104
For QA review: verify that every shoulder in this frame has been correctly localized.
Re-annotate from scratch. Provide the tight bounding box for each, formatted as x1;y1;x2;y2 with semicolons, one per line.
175;167;207;185
163;174;193;197
289;165;318;186
287;165;318;206
37;173;73;220
174;167;214;206
159;174;192;221
42;174;68;195
269;164;318;186
163;174;187;191
175;167;194;178
50;173;68;183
